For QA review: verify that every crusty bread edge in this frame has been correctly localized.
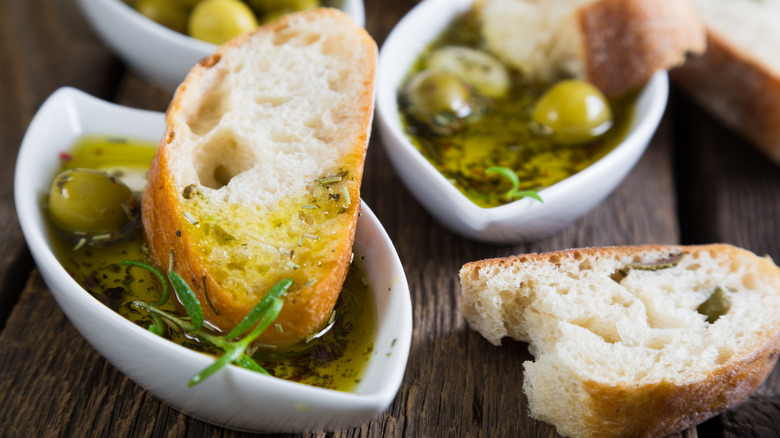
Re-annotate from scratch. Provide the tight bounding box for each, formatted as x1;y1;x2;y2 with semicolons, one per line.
671;29;780;164
142;8;377;346
579;330;780;437
577;0;706;97
461;244;780;437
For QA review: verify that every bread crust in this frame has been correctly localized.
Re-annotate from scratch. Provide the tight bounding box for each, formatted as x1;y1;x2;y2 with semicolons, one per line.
672;29;780;164
460;244;780;438
577;0;706;97
581;330;780;437
142;9;376;347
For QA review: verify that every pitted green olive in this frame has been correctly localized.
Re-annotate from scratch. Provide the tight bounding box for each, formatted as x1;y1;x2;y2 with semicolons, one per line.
48;169;137;240
135;0;189;33
426;46;510;98
532;79;613;145
188;0;259;45
403;69;481;136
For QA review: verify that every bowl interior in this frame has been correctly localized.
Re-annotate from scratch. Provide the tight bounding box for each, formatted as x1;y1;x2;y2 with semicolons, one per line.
375;0;667;242
14;87;411;432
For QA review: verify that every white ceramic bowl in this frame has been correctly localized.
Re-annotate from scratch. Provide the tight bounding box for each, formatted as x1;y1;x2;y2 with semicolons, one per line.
76;0;366;92
14;87;411;433
376;0;668;244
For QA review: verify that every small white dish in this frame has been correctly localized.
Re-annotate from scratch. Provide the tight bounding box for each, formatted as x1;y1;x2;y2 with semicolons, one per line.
76;0;366;92
375;0;668;244
14;87;411;433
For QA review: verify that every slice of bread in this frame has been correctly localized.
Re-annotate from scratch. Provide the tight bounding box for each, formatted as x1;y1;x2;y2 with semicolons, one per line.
474;0;706;97
142;8;377;347
459;244;780;438
672;0;780;164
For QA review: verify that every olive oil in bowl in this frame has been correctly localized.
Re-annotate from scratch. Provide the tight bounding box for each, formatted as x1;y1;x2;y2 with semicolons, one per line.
47;135;377;392
398;11;634;208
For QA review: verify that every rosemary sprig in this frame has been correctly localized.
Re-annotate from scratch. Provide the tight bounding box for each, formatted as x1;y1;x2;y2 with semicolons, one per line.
485;166;544;203
122;257;293;386
189;297;284;386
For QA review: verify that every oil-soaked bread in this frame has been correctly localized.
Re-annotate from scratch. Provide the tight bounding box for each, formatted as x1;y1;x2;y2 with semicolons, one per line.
142;8;377;347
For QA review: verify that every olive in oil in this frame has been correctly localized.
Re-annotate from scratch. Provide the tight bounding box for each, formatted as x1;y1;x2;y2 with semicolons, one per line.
399;11;635;208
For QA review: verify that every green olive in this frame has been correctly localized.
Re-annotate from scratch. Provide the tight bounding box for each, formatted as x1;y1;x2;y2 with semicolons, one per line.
135;0;189;34
248;0;320;14
426;46;510;98
403;69;480;135
188;0;259;45
532;79;613;145
48;169;137;239
697;287;730;324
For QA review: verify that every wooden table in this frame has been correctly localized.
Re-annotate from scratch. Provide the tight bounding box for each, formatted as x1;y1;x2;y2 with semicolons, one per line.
1;1;778;436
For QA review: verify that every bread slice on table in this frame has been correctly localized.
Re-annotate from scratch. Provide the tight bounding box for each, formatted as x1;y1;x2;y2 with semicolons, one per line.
672;0;780;164
459;244;780;438
142;8;377;347
474;0;706;97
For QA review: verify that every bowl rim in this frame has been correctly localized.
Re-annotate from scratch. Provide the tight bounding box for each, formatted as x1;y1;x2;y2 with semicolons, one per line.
375;0;668;224
82;0;367;48
14;86;412;431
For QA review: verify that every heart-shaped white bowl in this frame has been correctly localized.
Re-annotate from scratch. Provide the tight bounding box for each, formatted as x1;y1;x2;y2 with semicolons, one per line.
14;87;411;433
376;0;668;244
76;0;366;92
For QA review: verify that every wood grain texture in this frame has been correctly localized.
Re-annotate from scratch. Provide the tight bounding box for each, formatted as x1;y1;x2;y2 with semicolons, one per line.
0;0;121;331
0;0;778;437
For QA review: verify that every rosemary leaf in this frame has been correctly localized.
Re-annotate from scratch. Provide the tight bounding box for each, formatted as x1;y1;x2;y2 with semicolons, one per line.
188;344;244;387
485;166;543;203
168;271;203;331
148;313;164;336
226;278;293;339
234;354;271;376
119;260;170;306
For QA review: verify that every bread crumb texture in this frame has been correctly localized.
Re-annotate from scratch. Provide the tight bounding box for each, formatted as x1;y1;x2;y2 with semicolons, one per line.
460;244;780;437
475;0;589;81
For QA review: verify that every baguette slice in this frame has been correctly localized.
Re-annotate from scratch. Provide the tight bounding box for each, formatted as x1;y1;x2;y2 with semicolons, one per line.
672;0;780;164
475;0;706;97
460;244;780;438
142;8;377;347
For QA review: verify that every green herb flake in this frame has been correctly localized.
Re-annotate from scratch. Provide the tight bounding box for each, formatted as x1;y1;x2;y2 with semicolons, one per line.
183;211;199;227
341;186;351;207
317;176;343;185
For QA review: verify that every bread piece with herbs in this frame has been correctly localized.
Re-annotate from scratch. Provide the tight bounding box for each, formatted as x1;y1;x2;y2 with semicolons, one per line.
475;0;706;97
142;8;377;348
459;244;780;438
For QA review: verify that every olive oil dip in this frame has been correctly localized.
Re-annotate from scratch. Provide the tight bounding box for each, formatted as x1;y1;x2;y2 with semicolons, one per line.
46;135;377;391
398;10;634;208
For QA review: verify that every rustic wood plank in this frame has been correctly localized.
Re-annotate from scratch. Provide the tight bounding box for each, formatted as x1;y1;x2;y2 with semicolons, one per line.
0;0;123;331
672;91;780;261
670;89;780;438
